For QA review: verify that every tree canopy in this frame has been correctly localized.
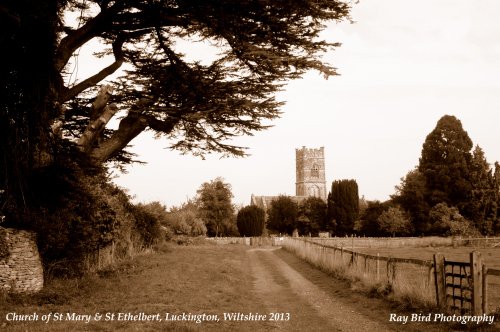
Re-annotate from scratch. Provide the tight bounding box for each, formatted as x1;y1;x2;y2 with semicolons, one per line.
297;196;327;236
267;195;299;235
419;115;474;209
327;179;359;235
394;115;500;235
236;205;265;237
2;0;351;162
195;177;236;237
0;0;351;227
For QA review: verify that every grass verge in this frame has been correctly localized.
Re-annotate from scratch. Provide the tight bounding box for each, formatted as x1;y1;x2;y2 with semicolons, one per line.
0;241;270;332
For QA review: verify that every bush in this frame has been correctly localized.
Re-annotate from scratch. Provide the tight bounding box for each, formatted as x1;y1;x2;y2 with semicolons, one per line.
163;202;207;236
130;205;163;247
23;165;119;276
429;203;481;237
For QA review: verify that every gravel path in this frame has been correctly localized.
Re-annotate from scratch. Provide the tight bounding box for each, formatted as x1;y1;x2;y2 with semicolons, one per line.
247;247;438;332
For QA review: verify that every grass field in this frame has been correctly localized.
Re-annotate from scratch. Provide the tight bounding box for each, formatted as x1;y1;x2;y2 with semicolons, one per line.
355;245;500;315
355;246;500;268
0;242;274;332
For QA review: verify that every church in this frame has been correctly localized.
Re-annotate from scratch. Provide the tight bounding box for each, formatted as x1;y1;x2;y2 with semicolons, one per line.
250;146;327;211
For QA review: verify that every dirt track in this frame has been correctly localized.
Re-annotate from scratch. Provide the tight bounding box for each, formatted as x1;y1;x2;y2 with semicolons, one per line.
247;247;448;332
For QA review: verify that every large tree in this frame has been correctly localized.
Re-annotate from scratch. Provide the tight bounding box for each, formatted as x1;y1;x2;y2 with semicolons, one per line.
196;177;235;237
392;168;430;234
267;195;298;235
466;145;498;234
1;0;351;223
418;115;474;211
1;1;351;163
236;205;265;237
327;179;359;235
395;115;500;235
297;196;327;236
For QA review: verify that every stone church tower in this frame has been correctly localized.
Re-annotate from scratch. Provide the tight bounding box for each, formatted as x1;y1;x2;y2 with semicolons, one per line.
295;146;327;201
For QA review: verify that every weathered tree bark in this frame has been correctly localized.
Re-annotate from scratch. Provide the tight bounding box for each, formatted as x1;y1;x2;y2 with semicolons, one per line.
75;84;182;166
77;85;117;153
77;104;118;153
88;111;149;165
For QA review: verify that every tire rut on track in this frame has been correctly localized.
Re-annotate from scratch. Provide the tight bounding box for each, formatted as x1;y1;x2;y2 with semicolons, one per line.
247;247;398;332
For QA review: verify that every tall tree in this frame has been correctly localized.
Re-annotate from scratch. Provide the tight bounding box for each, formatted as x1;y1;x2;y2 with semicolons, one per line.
392;168;430;234
377;206;413;237
418;115;474;212
236;205;265;237
358;200;392;236
466;145;497;234
494;162;500;233
267;195;298;235
1;0;67;209
327;179;359;235
395;116;500;235
297;196;327;236
1;0;352;225
195;177;235;237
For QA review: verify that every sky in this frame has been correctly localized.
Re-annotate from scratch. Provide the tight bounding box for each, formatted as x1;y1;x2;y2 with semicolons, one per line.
73;0;500;208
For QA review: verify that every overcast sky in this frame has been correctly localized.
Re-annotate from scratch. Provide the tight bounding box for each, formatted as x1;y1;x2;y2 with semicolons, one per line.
80;0;500;208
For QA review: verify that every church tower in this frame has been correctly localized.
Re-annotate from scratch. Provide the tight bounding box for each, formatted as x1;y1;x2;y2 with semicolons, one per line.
295;146;327;201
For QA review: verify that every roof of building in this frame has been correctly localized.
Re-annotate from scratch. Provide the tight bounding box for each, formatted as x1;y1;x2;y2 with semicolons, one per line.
250;194;309;211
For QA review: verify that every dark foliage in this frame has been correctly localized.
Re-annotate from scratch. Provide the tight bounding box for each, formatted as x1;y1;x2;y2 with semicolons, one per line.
358;200;393;237
236;205;265;237
130;205;163;247
267;195;298;235
297;197;327;236
327;179;359;235
394;115;500;235
392;169;431;235
419;115;474;211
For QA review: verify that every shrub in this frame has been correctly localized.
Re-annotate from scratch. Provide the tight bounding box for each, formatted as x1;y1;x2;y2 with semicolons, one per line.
130;205;163;247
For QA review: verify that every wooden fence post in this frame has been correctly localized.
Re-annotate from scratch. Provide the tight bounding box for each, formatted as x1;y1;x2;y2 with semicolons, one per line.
427;265;433;287
387;258;392;284
470;251;483;315
433;253;446;308
376;253;380;281
482;265;488;315
392;261;397;284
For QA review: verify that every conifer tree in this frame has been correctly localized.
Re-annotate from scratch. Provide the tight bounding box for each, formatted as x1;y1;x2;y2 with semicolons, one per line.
327;179;359;235
236;205;265;237
467;145;497;234
395;115;500;235
419;115;474;211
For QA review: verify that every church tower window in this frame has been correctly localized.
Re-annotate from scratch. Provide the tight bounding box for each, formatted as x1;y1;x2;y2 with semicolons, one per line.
311;164;319;178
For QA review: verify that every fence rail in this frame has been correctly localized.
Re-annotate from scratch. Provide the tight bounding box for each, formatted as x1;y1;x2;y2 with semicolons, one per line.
282;237;500;315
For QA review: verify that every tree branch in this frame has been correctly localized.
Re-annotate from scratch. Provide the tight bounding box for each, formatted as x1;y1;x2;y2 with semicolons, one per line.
88;111;149;166
55;4;122;71
60;34;127;102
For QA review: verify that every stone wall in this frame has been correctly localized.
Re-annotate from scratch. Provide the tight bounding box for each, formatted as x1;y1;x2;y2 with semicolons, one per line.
0;227;44;293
